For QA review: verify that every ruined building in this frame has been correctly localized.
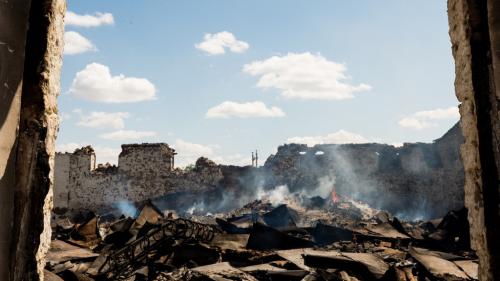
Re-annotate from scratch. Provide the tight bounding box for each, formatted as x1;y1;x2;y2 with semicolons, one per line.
54;143;222;211
1;0;499;279
261;123;465;219
55;124;465;220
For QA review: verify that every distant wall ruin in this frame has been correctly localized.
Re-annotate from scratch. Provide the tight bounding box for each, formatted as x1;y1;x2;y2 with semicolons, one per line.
261;123;465;219
55;125;465;220
119;143;176;175
54;143;222;212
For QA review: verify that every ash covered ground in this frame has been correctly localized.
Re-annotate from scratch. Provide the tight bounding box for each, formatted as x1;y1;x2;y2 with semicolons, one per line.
47;189;476;281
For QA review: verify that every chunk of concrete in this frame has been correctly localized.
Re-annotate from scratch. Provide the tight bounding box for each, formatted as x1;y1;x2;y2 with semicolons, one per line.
341;252;389;279
44;270;64;281
46;240;98;264
365;223;410;239
192;262;258;281
276;248;343;270
210;233;249;250
246;223;314;250
409;247;470;280
453;260;478;280
310;223;354;245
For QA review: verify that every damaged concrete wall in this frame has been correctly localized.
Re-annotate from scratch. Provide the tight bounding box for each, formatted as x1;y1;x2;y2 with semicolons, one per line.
55;126;465;219
262;124;465;219
0;2;32;280
54;153;71;209
54;144;223;212
448;0;500;279
0;0;64;280
119;143;176;175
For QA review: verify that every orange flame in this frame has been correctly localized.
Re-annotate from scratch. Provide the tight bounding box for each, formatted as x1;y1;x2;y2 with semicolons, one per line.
331;187;340;203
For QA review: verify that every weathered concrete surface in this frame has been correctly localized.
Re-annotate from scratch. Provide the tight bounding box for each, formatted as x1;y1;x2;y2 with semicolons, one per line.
448;0;500;279
55;125;464;219
8;0;65;280
0;1;32;280
487;0;500;181
54;145;223;212
119;143;176;175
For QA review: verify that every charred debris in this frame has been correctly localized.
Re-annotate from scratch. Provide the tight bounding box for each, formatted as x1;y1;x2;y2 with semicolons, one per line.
46;124;474;280
47;194;477;281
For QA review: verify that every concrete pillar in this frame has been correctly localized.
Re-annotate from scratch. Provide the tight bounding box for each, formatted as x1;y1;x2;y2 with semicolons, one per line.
0;0;64;280
10;0;65;279
448;0;500;279
0;2;33;280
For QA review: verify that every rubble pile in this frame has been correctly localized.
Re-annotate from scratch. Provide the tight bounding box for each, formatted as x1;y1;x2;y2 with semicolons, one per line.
47;198;477;281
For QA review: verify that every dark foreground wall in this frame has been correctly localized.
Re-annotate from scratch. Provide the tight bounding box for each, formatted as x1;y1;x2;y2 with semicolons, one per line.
0;1;64;280
448;0;500;279
0;2;32;280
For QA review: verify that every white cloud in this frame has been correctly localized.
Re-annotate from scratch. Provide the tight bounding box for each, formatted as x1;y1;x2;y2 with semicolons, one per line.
195;31;249;55
172;139;250;167
93;146;121;164
243;52;371;100
413;107;460;120
213;153;249;166
56;142;120;164
64;31;96;55
69;63;156;103
99;130;157;140
287;130;370;147
206;101;285;119
77;111;129;129
59;112;71;122
56;142;81;153
175;139;214;157
65;11;114;28
173;139;215;167
398;106;459;130
398;117;435;130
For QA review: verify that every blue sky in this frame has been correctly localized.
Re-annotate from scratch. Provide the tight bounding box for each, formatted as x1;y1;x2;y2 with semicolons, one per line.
58;0;459;166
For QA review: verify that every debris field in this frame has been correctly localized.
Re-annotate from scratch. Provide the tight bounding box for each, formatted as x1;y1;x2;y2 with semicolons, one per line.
46;196;477;281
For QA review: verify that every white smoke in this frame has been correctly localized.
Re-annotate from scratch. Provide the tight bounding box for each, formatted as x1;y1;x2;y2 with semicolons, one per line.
257;185;291;205
116;200;137;218
302;175;335;198
186;201;206;215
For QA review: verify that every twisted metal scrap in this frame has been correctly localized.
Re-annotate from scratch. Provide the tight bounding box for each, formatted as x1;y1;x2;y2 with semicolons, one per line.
96;218;215;280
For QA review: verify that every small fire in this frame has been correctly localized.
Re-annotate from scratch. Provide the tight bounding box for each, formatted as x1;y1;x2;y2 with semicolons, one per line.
331;187;340;204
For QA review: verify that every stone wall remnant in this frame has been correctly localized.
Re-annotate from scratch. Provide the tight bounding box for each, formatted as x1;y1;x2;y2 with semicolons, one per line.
261;123;465;219
55;125;464;220
54;143;222;212
0;0;65;280
119;143;176;176
448;0;500;279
